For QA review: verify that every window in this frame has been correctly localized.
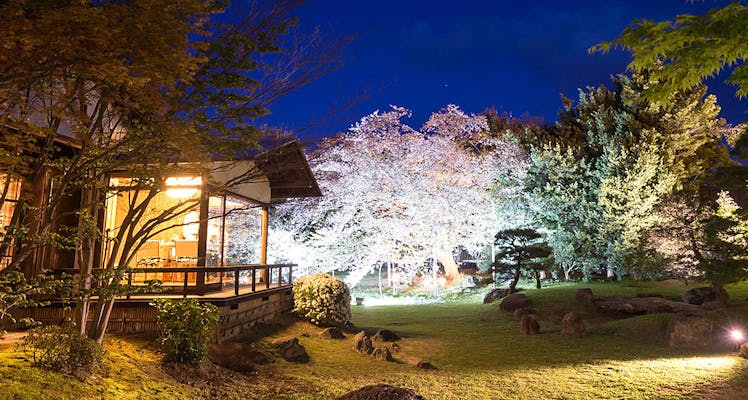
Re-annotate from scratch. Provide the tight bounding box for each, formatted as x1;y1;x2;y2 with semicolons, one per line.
205;194;261;266
103;175;201;283
0;175;21;269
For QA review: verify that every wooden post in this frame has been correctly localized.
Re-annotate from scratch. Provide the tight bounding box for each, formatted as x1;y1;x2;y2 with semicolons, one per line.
260;206;268;282
251;268;256;292
234;266;239;296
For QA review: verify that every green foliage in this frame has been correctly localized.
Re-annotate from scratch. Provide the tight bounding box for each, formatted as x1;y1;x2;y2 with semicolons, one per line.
592;2;748;102
0;0;342;345
697;192;748;287
524;73;729;280
20;325;104;376
0;270;68;335
153;299;220;364
293;273;351;326
621;244;666;281
493;228;552;290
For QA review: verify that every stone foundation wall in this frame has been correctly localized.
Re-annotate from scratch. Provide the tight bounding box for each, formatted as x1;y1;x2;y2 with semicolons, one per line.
11;288;295;343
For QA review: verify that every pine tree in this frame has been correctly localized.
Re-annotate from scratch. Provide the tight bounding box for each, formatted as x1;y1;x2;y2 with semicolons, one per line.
493;228;552;292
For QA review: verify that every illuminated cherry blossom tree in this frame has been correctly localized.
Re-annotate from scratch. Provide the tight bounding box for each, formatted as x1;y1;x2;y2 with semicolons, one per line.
272;105;527;287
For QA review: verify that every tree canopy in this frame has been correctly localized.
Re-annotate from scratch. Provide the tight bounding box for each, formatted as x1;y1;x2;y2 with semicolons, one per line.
591;2;748;103
0;0;343;343
272;105;525;287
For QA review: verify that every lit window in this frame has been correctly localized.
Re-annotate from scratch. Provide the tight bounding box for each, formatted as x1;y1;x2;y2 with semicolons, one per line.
0;175;21;269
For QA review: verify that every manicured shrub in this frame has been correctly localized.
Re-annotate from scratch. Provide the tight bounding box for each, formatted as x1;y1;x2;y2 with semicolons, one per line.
153;299;220;364
21;325;104;376
293;273;351;326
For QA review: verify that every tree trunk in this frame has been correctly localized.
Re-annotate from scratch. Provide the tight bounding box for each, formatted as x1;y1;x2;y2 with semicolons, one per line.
89;296;116;344
378;263;382;298
509;263;521;293
535;271;541;289
73;183;99;336
436;249;459;281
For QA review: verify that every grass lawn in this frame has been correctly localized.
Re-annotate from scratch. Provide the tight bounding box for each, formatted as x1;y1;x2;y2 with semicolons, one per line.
2;281;748;399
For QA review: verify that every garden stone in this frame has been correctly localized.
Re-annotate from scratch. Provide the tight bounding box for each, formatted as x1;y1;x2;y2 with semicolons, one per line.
701;300;724;311
594;296;703;314
416;361;438;370
500;293;533;312
373;329;400;342
352;331;373;354
208;342;273;374
371;346;393;361
575;288;594;304
668;311;713;349
319;327;346;339
520;314;540;335
514;307;531;317
337;384;429;400
739;343;748;359
271;336;309;362
681;286;725;305
561;312;587;337
483;288;522;304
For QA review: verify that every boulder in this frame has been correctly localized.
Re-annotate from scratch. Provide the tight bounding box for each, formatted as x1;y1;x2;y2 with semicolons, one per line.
682;286;727;305
575;288;594;304
371;347;393;362
483;288;510;304
271;337;309;362
520;314;540;335
702;300;724;311
668;311;713;349
416;361;438;371
499;293;533;312
319;327;346;339
483;287;522;304
594;296;703;314
373;329;400;342
352;331;373;354
208;342;274;374
514;307;534;318
561;312;587;337
337;384;429;400
739;342;748;359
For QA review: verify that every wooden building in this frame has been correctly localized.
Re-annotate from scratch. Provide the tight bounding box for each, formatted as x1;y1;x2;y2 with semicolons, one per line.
2;135;321;342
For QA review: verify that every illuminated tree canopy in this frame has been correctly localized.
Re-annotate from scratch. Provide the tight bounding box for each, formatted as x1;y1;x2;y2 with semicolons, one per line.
272;105;527;286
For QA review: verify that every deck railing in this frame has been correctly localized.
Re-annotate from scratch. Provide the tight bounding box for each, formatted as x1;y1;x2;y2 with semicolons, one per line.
123;263;294;298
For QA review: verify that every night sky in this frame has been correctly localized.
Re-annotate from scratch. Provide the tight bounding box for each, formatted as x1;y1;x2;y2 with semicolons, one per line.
258;0;748;142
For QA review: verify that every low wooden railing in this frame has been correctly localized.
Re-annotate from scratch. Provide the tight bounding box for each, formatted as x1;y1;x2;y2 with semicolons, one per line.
123;263;294;298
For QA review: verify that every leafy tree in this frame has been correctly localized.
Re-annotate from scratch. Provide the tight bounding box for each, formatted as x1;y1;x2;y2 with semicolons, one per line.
524;74;730;280
0;0;343;343
493;228;552;292
272;105;523;287
592;2;748;103
690;192;748;304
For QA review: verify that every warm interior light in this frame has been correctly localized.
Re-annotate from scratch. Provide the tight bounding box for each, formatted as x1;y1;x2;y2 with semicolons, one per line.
166;188;199;198
730;329;744;342
165;176;202;198
165;176;202;186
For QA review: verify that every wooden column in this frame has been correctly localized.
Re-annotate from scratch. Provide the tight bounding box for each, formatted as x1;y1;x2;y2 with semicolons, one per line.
260;206;268;282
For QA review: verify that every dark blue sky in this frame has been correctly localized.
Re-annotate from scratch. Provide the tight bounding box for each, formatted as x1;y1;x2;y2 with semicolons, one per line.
258;0;747;142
